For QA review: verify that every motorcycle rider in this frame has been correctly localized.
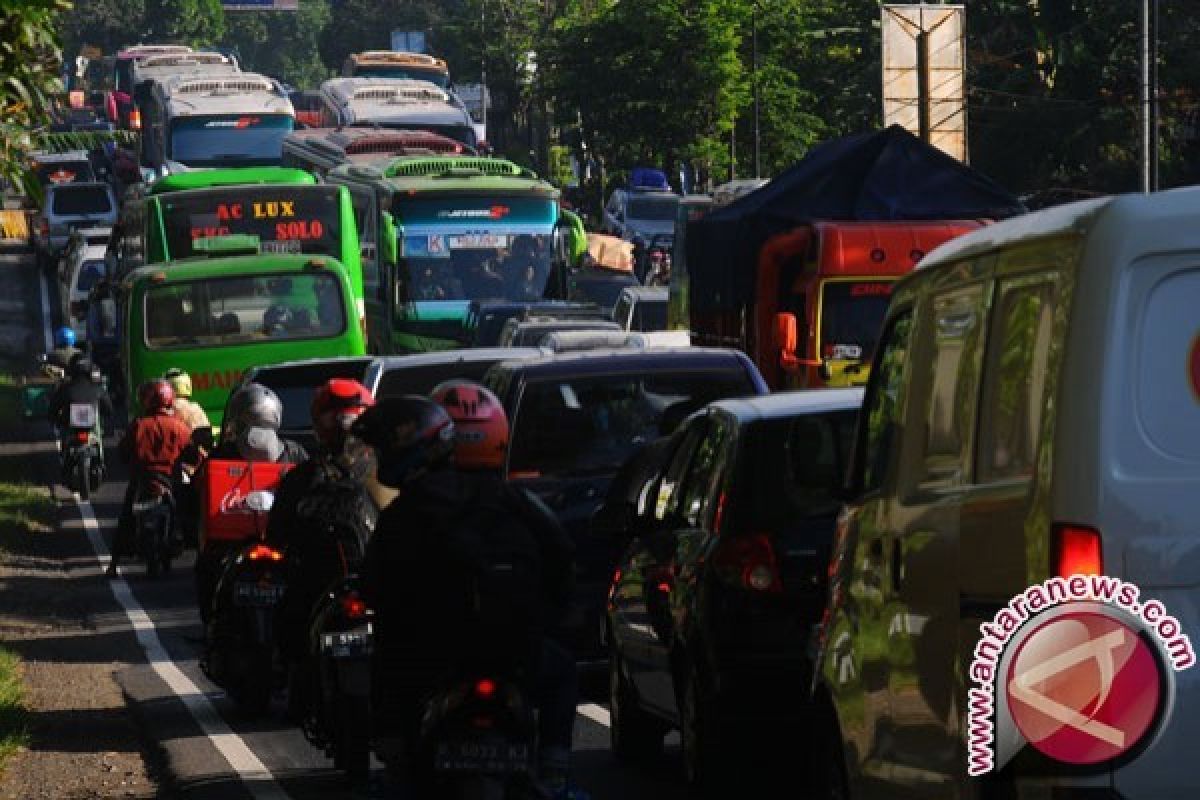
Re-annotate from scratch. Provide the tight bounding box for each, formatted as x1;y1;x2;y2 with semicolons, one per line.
111;380;192;575
429;380;585;798
44;327;82;377
267;379;377;720
163;367;212;435
195;382;307;617
354;392;586;799
47;354;113;440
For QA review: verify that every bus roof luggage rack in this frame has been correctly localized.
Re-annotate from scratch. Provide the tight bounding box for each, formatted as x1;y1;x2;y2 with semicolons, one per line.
382;156;532;179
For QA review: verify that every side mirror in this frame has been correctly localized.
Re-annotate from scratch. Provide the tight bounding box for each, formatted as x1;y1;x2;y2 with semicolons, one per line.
380;212;399;267
775;312;800;370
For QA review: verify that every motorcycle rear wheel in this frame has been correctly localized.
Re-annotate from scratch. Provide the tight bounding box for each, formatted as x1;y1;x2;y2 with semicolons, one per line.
75;456;90;501
334;695;370;785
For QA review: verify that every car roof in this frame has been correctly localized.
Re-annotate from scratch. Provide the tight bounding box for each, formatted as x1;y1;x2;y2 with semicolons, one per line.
47;181;111;192
620;286;668;301
372;347;543;371
490;347;753;378
708;388;864;424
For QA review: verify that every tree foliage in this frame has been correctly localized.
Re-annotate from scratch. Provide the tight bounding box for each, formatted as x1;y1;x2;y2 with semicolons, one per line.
143;0;224;45
0;0;70;185
223;0;331;87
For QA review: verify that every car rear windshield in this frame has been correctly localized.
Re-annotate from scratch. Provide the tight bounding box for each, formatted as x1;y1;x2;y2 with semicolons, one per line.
508;369;753;479
144;272;346;349
375;360;498;400
627;196;678;221
52;186;112;216
733;410;858;530
631;299;667;331
255;361;370;431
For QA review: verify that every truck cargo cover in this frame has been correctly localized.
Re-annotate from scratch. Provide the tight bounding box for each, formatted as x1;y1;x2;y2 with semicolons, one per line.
687;125;1025;311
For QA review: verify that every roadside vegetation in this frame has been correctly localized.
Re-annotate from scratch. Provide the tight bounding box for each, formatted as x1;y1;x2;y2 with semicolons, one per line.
0;363;53;771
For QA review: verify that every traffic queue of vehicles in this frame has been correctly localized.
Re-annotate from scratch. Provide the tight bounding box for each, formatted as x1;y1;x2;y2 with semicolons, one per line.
41;39;1200;800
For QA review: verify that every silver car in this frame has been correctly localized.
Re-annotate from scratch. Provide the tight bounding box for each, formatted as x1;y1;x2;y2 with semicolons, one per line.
33;182;118;267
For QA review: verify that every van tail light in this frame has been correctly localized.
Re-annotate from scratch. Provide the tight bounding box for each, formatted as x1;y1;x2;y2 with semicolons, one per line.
1053;523;1103;577
129;108;142;130
713;533;782;593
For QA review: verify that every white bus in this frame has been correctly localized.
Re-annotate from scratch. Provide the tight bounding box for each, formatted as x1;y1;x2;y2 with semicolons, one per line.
317;77;477;150
340;51;451;88
144;72;296;170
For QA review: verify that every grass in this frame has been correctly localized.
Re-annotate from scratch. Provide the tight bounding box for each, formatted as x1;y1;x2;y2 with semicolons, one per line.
0;362;50;770
0;648;27;766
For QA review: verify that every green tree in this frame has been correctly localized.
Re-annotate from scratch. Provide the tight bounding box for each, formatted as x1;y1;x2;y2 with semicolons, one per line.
143;0;225;46
60;0;146;63
223;0;331;87
318;0;448;71
0;0;69;185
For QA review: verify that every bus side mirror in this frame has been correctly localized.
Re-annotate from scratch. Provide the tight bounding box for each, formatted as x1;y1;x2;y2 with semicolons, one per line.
380;212;398;267
775;312;800;370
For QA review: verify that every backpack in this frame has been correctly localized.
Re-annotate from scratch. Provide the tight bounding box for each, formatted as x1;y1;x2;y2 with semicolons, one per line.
441;482;545;669
293;468;376;573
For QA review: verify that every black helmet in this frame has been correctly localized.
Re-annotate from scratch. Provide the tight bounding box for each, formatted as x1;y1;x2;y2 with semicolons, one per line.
351;395;455;488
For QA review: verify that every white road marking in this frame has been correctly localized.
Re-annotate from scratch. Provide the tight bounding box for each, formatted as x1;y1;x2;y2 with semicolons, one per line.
40;263;291;798
577;703;611;727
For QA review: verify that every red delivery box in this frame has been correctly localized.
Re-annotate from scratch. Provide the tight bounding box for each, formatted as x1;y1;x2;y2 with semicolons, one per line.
198;459;294;549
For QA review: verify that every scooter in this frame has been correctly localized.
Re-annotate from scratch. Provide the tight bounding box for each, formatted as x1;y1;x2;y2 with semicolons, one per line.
131;473;175;578
61;402;104;500
202;489;283;716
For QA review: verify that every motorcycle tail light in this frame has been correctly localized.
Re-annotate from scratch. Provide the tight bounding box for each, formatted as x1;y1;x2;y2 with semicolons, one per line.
473;678;497;700
246;544;283;562
340;592;368;619
470;714;496;729
74;430;90;443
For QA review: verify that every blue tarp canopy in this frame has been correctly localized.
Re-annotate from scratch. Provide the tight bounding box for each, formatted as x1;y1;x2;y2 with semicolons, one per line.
687;125;1026;312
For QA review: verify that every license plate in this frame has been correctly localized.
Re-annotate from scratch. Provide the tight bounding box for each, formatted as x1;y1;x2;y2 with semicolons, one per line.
434;740;530;773
448;234;507;250
321;628;372;658
234;582;283;607
261;240;302;254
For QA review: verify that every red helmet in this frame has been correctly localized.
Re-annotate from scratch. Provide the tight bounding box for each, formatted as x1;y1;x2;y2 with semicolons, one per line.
139;380;175;414
430;380;508;471
311;378;374;449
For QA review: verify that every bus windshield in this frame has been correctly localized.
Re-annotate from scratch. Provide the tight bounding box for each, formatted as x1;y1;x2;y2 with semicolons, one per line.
819;279;896;361
393;196;556;306
144;272;346;349
160;186;343;260
168;114;294;167
354;67;450;88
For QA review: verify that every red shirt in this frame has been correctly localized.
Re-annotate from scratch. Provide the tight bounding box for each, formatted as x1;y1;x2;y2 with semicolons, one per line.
119;412;192;478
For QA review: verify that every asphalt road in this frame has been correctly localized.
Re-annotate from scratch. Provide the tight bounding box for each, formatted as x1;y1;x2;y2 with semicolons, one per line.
23;246;692;799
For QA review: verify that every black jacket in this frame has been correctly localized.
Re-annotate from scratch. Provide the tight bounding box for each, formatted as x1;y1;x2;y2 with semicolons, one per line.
48;376;114;430
362;469;576;676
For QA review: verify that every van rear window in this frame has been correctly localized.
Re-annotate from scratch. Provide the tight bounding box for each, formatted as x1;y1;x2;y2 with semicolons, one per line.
1137;268;1200;462
52;186;112;216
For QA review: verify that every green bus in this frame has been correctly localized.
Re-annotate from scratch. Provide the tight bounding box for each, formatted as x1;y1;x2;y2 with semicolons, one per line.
326;156;584;353
121;247;366;426
148;166;316;195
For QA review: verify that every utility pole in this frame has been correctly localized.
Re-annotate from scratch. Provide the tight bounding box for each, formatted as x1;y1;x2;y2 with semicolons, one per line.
1141;0;1159;192
480;0;488;149
752;2;761;179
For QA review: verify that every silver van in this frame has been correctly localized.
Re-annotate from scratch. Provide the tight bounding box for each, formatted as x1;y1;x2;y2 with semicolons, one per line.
815;190;1200;799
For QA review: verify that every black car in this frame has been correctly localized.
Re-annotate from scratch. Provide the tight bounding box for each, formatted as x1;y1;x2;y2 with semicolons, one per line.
464;300;608;346
362;347;542;401
605;389;862;794
483;347;768;666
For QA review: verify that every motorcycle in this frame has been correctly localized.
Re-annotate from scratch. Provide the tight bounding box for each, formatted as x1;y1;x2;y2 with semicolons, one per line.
303;576;373;783
61;402;104;500
130;472;175;577
408;670;540;799
202;489;283;716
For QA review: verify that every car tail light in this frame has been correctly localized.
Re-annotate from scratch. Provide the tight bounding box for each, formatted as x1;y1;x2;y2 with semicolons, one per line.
1053;523;1103;577
340;591;368;619
246;544;283;562
129;109;142;130
74;430;90;443
713;533;782;593
39;219;49;237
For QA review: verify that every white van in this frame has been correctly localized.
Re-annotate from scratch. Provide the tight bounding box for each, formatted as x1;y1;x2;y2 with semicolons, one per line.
816;190;1200;799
